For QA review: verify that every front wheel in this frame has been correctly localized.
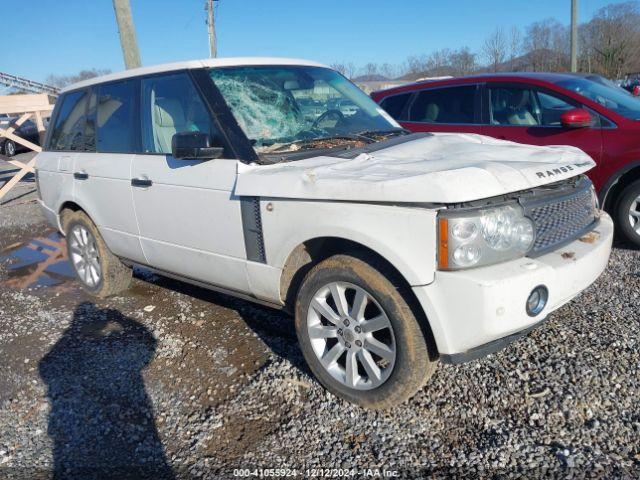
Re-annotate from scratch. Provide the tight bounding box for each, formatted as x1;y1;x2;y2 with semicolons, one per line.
64;210;132;297
615;180;640;247
295;253;436;409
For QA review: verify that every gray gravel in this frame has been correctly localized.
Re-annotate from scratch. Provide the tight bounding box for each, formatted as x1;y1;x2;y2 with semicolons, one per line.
0;158;639;479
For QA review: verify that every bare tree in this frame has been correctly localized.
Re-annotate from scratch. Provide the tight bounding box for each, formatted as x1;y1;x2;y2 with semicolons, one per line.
344;62;358;80
330;63;347;76
582;2;640;78
450;47;477;75
483;28;507;72
379;63;399;79
330;62;359;79
524;19;568;71
45;69;111;88
361;62;380;78
508;26;522;69
404;54;429;76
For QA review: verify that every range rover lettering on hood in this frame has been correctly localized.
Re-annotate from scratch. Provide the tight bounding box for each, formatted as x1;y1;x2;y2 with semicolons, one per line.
236;133;596;203
535;162;593;179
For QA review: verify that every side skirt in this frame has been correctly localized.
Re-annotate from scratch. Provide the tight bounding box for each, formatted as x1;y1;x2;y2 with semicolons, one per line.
121;260;285;311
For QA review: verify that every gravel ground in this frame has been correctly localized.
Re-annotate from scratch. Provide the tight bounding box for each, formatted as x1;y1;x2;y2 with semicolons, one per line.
0;157;639;479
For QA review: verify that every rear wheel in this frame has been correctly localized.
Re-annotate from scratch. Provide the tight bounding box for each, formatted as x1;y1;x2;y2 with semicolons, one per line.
615;180;640;247
64;210;132;297
295;253;436;409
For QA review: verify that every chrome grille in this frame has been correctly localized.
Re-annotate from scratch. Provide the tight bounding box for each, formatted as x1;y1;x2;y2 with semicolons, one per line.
523;180;597;255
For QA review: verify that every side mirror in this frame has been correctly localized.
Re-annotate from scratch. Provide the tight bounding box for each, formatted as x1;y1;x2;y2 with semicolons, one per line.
171;132;224;160
560;108;592;129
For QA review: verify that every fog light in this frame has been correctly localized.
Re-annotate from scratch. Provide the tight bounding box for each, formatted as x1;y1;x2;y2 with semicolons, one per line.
526;286;548;317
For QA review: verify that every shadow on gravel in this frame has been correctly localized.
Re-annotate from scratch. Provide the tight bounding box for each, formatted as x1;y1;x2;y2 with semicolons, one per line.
140;271;311;376
39;302;174;480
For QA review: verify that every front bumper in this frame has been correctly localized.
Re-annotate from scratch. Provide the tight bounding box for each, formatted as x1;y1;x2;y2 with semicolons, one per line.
413;211;614;362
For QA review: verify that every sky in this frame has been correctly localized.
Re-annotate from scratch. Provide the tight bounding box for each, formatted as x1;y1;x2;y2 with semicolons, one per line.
3;0;618;83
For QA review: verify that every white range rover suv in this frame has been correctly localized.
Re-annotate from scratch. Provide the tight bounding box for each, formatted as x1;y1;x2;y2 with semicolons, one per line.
35;58;613;408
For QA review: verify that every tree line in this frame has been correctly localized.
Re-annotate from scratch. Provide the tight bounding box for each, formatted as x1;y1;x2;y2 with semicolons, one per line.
332;1;640;81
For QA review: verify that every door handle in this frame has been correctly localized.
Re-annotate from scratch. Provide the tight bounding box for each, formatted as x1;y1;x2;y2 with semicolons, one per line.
131;178;153;187
73;172;89;180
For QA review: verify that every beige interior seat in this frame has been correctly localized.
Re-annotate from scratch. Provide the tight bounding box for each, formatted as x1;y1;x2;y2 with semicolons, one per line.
153;97;188;153
423;103;439;122
506;90;537;126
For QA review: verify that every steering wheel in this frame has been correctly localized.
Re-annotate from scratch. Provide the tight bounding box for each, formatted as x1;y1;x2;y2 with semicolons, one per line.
312;109;345;130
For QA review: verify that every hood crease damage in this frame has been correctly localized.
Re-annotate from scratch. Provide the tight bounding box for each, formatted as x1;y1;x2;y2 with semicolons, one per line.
235;133;595;203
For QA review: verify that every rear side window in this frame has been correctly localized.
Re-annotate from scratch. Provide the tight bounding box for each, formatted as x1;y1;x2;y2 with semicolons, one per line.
379;93;412;120
408;86;477;124
48;90;94;151
95;80;138;153
141;72;215;154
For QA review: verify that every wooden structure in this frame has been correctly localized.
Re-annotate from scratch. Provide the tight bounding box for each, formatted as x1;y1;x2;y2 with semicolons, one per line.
0;94;53;201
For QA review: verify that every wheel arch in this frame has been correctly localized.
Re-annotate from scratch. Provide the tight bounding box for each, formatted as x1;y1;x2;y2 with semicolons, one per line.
279;236;439;359
600;160;640;212
58;200;87;232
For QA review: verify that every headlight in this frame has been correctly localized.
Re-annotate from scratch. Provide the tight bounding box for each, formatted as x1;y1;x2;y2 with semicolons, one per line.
438;203;534;270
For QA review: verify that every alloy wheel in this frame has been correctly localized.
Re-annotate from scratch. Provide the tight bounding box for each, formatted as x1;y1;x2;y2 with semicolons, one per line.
5;140;15;157
307;281;396;390
629;195;640;234
68;225;102;288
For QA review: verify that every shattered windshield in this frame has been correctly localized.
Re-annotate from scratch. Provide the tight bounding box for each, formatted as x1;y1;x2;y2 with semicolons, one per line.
208;65;402;153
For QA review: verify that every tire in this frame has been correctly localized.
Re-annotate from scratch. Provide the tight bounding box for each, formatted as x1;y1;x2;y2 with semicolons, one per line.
3;139;16;157
295;253;437;409
614;180;640;247
63;210;132;298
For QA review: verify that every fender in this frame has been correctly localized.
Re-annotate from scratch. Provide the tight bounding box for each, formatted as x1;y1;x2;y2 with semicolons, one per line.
261;199;439;288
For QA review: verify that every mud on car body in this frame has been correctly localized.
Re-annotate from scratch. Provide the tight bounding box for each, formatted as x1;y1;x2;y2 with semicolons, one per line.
35;58;613;408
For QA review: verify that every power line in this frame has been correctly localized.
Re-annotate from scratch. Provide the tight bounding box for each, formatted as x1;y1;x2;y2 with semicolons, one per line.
0;72;60;96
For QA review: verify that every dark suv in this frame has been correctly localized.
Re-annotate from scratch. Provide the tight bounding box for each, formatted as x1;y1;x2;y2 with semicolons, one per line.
372;73;640;246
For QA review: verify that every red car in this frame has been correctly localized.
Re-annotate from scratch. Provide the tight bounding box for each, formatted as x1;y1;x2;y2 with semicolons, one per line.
371;73;640;246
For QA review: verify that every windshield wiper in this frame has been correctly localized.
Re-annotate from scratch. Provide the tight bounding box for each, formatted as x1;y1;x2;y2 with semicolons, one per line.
265;134;376;153
356;128;411;137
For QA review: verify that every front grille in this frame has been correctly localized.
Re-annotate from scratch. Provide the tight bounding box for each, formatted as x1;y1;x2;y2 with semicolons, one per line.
523;178;597;255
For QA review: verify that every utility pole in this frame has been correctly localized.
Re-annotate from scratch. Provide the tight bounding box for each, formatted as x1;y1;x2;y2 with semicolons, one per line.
112;0;141;69
570;0;578;72
206;0;217;58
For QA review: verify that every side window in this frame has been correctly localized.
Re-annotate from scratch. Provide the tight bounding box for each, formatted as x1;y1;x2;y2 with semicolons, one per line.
141;73;215;154
489;87;538;126
407;86;477;124
48;90;94;151
534;91;576;127
379;93;412;121
96;80;138;153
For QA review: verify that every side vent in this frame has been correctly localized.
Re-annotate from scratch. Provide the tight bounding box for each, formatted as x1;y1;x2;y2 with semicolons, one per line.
240;196;266;263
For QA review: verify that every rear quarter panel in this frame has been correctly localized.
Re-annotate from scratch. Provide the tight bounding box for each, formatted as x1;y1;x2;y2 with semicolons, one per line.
35;151;75;227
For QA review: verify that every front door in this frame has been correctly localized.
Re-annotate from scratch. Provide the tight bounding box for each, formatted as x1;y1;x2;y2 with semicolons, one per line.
131;71;249;292
481;84;603;165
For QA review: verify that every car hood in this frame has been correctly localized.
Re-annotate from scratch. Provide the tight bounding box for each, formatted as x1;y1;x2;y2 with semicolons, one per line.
235;133;595;203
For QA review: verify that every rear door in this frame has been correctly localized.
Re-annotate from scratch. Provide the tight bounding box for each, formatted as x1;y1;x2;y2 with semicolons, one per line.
481;83;603;164
389;85;482;134
131;71;250;292
72;79;145;263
